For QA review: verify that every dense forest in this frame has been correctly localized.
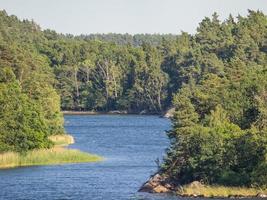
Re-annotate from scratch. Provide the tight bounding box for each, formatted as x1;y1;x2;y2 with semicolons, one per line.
78;33;177;46
160;11;267;187
0;9;177;153
0;9;267;187
41;32;177;113
0;11;65;153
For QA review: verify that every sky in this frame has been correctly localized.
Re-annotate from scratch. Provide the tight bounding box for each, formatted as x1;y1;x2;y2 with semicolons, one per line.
0;0;266;35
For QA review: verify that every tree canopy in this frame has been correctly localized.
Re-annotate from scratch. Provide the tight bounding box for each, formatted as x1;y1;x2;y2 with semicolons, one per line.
0;9;266;187
161;10;267;188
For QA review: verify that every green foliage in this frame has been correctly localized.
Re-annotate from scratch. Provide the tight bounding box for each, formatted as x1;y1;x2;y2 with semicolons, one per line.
0;11;64;153
79;33;177;47
45;37;170;112
0;9;266;188
0;68;52;153
162;11;267;188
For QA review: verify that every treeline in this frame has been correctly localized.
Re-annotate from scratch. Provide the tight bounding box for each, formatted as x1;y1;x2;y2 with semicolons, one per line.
41;37;170;112
0;10;267;188
78;33;177;46
0;11;64;153
0;11;195;114
41;32;179;113
0;10;177;154
161;11;267;187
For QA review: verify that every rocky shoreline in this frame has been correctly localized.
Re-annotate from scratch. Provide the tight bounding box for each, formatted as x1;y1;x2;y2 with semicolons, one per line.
139;174;174;193
139;173;267;198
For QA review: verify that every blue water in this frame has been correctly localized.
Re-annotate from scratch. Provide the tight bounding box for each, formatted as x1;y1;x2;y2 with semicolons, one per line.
0;115;256;200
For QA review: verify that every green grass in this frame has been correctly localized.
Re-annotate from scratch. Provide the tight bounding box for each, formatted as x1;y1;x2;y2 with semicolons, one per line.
49;134;75;146
0;134;103;169
177;183;267;198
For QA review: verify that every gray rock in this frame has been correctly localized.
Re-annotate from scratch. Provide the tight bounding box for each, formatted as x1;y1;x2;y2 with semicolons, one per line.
257;193;267;198
163;107;175;118
139;110;148;115
108;110;127;114
139;173;171;193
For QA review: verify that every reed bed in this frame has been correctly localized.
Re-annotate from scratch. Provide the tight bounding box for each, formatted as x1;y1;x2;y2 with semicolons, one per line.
178;183;267;198
49;134;75;146
0;134;102;169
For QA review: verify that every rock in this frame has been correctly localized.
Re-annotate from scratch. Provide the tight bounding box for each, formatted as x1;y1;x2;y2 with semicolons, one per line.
163;107;175;118
138;182;154;192
257;193;267;198
149;173;162;182
164;183;173;189
153;185;170;193
108;110;127;114
139;173;171;193
139;110;148;115
192;194;199;197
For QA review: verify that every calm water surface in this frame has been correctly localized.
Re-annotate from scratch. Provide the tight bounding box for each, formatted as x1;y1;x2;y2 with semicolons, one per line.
0;115;255;200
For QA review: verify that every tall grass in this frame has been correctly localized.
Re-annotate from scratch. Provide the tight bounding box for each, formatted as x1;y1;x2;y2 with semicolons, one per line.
0;134;102;169
49;134;75;146
178;183;267;197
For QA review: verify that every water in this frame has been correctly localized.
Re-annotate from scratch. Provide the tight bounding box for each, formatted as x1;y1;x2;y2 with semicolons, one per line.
0;115;255;200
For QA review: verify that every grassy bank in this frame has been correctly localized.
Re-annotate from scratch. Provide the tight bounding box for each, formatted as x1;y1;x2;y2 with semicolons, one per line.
0;134;102;169
49;134;75;146
177;182;267;198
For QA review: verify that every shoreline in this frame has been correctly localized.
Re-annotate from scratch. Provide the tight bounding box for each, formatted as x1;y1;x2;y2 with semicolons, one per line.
176;183;267;198
139;174;267;198
62;110;161;115
62;107;175;118
0;134;103;169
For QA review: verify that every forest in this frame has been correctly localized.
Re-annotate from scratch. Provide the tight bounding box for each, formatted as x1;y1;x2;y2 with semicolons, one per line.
0;9;266;188
160;11;267;188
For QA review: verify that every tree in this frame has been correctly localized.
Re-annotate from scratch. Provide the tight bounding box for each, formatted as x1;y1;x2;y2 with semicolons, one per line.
0;67;52;153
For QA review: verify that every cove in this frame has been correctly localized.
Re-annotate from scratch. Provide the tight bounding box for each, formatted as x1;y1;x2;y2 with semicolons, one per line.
0;115;260;200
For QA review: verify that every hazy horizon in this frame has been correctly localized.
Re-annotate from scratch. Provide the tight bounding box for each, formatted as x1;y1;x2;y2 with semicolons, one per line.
1;0;267;35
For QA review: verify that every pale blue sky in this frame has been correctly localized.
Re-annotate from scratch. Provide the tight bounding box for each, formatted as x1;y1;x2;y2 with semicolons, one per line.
0;0;266;35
